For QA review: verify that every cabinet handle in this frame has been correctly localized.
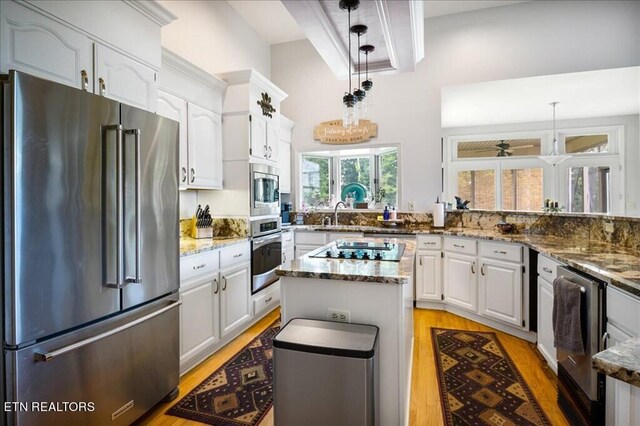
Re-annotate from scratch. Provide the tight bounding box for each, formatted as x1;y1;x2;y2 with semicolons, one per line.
481;264;485;275
494;250;508;255
222;276;227;291
471;262;475;274
213;278;219;294
233;253;243;258
181;167;187;183
192;263;206;270
419;257;423;266
265;297;273;303
424;241;436;245
190;168;195;183
453;243;465;249
282;253;286;263
268;146;272;158
542;267;553;274
80;70;89;91
264;145;268;158
98;77;106;96
602;332;609;349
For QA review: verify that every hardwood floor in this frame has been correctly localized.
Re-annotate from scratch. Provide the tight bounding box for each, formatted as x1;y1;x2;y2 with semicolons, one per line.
141;308;567;426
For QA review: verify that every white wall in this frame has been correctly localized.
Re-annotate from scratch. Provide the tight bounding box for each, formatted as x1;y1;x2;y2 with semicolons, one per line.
160;0;270;78
159;0;272;218
271;0;640;212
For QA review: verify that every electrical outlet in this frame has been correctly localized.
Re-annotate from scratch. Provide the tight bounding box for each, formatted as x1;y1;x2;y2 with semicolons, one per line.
408;201;415;211
604;221;614;234
327;309;350;323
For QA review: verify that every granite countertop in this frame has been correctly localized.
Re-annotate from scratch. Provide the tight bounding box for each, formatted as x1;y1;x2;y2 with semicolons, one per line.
180;236;250;257
291;225;640;296
276;238;416;285
593;338;640;387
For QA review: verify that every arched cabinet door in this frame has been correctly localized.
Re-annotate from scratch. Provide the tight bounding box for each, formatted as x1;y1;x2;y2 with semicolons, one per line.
187;103;223;189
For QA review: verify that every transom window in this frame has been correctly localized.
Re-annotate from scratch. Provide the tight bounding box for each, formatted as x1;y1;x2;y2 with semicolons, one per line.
299;146;399;209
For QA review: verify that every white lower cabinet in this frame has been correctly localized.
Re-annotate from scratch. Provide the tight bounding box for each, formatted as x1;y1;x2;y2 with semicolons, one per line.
444;252;477;311
605;286;640;426
416;251;442;301
220;263;251;337
179;243;252;374
537;276;557;372
478;258;522;327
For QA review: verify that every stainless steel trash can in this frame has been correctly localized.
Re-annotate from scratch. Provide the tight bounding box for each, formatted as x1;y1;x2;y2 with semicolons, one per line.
273;318;379;426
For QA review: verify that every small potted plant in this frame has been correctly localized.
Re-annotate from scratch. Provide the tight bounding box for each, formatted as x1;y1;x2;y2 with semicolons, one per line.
371;188;387;209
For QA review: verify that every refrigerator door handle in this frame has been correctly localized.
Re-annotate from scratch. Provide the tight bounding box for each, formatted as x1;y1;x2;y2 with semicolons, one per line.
34;300;182;362
103;124;125;289
124;129;142;284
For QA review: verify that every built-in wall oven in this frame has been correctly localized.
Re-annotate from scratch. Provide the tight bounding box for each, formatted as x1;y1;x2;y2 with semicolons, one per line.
250;163;280;216
556;266;606;426
251;217;282;294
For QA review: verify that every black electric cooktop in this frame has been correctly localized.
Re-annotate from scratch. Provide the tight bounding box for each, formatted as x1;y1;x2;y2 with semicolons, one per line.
308;240;406;261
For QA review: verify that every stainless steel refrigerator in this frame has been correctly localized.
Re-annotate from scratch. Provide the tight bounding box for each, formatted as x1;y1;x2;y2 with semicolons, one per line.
1;70;181;425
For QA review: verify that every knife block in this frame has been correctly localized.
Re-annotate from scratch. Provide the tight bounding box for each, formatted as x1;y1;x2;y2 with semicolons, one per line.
189;219;213;239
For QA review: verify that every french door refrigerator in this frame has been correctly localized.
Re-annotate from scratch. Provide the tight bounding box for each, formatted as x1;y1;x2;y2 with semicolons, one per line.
1;70;180;425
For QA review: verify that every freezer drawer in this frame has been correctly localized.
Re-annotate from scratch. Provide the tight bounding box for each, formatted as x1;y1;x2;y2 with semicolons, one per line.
5;297;180;426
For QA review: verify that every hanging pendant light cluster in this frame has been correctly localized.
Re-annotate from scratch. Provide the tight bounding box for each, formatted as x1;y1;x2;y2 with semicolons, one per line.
339;0;375;128
538;101;570;165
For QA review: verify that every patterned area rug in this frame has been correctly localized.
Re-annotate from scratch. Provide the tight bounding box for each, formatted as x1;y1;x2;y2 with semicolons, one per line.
431;328;551;426
167;320;280;425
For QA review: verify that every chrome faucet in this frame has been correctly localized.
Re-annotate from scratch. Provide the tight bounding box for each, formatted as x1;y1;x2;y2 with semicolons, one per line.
333;201;346;226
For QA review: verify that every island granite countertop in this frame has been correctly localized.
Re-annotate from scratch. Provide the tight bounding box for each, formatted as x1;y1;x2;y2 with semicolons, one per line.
291;225;640;296
276;237;416;285
593;338;640;387
180;236;250;257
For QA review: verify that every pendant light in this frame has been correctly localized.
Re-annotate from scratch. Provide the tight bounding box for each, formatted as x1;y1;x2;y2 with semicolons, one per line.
538;101;570;165
360;44;375;109
351;24;367;119
339;0;359;128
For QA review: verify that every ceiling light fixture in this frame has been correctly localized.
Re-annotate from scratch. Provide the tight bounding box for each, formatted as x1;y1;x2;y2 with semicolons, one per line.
360;44;374;109
339;0;359;128
538;101;570;165
350;24;367;119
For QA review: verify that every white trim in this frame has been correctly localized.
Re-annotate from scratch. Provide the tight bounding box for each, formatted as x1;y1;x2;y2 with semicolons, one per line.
122;0;177;26
218;69;288;101
161;48;227;92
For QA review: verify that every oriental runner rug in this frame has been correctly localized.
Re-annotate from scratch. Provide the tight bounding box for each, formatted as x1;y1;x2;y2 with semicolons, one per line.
167;320;280;425
431;328;551;426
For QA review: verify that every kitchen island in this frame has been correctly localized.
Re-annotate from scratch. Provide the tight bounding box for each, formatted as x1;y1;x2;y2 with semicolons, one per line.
275;237;416;426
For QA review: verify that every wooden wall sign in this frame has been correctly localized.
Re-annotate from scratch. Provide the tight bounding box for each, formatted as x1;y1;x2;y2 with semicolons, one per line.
313;120;378;144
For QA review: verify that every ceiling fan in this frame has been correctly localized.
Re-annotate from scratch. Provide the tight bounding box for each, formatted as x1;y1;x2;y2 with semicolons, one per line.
471;140;536;157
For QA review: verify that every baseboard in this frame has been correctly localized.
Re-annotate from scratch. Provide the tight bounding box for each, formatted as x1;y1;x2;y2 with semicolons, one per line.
415;300;445;310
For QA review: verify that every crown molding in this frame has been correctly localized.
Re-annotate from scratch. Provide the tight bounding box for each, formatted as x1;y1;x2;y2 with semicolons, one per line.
123;0;177;26
218;69;288;101
161;48;227;92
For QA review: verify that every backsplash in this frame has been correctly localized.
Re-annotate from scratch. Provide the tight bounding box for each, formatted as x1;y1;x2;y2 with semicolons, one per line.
180;217;249;239
293;210;640;251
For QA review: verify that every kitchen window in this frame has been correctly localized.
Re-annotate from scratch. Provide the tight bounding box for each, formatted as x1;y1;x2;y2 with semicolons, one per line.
445;126;623;214
299;147;399;209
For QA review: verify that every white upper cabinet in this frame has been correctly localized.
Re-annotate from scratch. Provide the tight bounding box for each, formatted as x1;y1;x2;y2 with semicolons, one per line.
157;90;188;188
278;116;294;194
188;103;222;189
219;69;287;164
95;44;157;111
0;0;174;111
157;49;227;191
0;1;93;89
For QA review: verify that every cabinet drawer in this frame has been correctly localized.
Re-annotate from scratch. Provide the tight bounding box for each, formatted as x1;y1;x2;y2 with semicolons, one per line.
253;282;281;316
444;237;476;255
607;286;640;337
282;230;294;247
180;251;219;283
220;241;251;268
417;235;442;250
479;241;522;263
328;232;363;242
537;254;563;282
295;231;326;246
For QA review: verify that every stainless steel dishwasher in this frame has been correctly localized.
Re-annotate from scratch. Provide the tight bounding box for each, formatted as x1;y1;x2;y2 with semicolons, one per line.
556;266;607;425
273;318;379;426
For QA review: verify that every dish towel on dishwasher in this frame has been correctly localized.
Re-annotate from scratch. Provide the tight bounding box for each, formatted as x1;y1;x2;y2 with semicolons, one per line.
552;276;585;355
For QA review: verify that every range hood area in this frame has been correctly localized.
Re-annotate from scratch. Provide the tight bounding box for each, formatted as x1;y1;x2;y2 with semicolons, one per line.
282;0;424;78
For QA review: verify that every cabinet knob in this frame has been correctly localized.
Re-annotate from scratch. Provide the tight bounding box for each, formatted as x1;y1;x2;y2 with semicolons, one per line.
80;70;89;91
98;77;106;96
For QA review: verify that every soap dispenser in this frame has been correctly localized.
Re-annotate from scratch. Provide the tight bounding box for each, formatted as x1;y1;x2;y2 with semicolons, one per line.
383;205;390;221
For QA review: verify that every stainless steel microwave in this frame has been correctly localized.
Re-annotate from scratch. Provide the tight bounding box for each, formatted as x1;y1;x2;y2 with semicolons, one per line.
250;163;280;216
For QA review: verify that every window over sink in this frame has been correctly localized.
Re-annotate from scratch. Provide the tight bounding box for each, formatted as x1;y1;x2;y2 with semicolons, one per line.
299;146;399;209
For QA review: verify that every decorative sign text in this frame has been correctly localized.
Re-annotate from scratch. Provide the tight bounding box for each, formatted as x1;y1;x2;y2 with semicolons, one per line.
313;120;378;144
